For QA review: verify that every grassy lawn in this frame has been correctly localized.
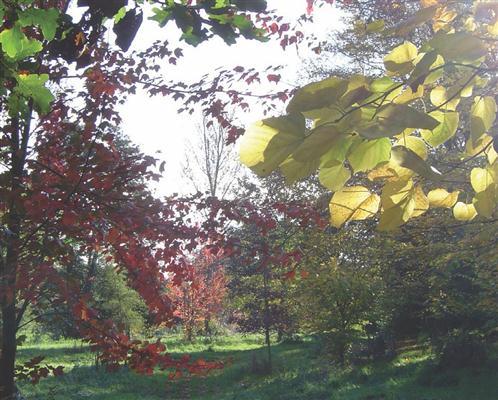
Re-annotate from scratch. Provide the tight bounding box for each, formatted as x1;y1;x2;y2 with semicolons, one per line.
17;335;498;400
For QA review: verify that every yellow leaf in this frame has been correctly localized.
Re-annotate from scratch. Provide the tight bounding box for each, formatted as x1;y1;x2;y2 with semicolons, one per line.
470;96;497;145
384;42;418;75
433;7;457;32
488;19;498;36
412;185;429;217
427;188;459;208
421;0;438;7
453;202;477;221
396;136;428;160
368;162;399;181
429;86;460;110
329;186;380;228
239;114;305;177
381;179;414;209
470;167;494;193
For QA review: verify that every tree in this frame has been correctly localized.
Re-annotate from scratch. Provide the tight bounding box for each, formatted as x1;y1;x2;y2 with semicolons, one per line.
1;0;323;397
182;114;242;199
169;248;227;342
240;1;498;231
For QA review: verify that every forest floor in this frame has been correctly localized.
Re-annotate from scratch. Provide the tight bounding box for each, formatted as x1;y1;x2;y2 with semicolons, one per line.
17;334;498;400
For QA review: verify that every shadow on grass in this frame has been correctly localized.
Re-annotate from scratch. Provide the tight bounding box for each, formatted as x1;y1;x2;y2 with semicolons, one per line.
17;339;498;400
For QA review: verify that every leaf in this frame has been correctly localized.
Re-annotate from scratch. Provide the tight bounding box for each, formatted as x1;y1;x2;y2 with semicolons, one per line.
412;185;429;217
409;51;444;90
427;32;487;62
0;24;42;59
430;86;459;111
280;156;320;184
391;145;441;180
421;111;459;147
396;136;427;160
427;188;459;208
292;125;343;162
470;167;494;193
319;160;351;192
287;77;347;114
356;104;440;139
19;8;60;40
329;186;380;228
239;114;305;177
384;41;418;75
378;179;415;230
347;138;391;172
395;5;438;36
470;96;496;145
114;9;144;51
453;202;477;221
474;187;496;218
319;135;357;165
15;73;54;114
366;19;385;33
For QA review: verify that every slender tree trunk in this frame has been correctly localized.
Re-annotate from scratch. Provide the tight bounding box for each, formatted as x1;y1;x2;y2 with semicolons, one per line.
0;116;26;400
263;268;272;373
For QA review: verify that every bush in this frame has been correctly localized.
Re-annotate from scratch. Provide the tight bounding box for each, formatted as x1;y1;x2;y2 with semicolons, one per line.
437;332;488;369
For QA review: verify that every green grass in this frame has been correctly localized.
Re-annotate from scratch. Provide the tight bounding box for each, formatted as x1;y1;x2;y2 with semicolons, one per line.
17;335;498;400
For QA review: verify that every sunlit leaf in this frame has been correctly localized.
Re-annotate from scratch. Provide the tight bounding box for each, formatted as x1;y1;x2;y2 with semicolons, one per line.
239;114;305;176
384;41;418;75
453;202;477;221
427;188;459;208
347;138;391;172
470;96;496;145
329;186;380;228
319;160;351;192
421;111;459;147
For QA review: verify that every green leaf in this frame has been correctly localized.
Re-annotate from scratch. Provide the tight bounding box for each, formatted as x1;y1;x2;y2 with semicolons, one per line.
357;104;440;139
384;41;418;75
292;125;343;162
395;5;438;36
427;32;487;62
470;96;496;145
280;157;319;184
348;138;391;172
19;8;60;40
319;135;358;165
15;73;54;114
319;160;351;192
239;114;305;177
287;77;348;114
0;24;42;59
421;111;459;147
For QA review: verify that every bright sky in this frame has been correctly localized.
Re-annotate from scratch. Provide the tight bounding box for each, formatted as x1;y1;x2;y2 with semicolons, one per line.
118;1;342;196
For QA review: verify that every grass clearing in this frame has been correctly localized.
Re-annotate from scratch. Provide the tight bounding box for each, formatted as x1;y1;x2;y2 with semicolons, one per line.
17;335;498;400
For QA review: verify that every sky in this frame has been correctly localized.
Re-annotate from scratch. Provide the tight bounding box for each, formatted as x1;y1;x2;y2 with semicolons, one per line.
118;1;342;196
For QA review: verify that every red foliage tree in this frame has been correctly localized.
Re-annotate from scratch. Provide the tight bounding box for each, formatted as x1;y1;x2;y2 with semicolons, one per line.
169;248;227;341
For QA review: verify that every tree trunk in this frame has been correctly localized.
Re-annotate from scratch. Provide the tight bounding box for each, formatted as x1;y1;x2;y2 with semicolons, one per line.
1;117;25;400
263;268;272;373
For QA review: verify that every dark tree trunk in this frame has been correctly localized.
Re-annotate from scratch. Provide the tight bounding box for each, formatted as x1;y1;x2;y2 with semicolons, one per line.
1;116;26;400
